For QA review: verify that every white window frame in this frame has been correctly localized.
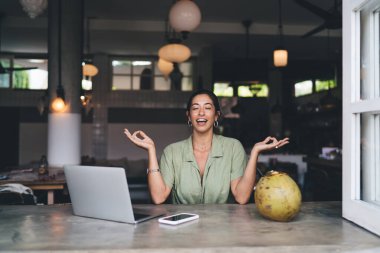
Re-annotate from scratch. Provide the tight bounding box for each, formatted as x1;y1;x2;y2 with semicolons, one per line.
343;0;380;236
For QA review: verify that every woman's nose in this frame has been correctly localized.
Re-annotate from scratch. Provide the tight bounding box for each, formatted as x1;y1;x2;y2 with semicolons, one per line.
198;107;205;115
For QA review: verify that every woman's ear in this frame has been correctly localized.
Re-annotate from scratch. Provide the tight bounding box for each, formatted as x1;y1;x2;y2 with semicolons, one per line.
215;111;221;121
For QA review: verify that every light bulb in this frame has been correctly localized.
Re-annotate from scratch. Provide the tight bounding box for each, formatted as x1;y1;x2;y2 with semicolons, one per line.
51;97;66;113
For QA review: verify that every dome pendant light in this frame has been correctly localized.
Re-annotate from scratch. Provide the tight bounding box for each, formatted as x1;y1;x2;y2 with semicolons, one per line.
158;40;191;63
157;58;174;78
273;0;288;67
82;62;98;77
169;0;201;39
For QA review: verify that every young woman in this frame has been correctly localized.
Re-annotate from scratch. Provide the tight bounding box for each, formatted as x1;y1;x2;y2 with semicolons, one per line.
124;89;289;204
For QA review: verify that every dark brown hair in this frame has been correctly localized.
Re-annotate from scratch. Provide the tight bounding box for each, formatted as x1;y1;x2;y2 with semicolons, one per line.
186;89;221;114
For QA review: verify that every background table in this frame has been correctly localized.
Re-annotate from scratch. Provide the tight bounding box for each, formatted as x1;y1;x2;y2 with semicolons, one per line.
0;167;65;204
1;202;380;252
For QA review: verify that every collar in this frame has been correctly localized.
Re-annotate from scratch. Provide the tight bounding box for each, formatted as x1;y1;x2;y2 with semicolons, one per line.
184;134;224;162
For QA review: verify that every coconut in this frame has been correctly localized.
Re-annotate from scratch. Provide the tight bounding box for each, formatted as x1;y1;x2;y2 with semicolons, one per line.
254;170;302;222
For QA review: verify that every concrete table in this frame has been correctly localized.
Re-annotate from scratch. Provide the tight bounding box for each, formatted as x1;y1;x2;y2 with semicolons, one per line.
0;202;379;252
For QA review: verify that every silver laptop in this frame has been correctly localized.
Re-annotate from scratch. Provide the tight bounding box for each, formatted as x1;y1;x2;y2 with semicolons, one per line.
64;165;163;224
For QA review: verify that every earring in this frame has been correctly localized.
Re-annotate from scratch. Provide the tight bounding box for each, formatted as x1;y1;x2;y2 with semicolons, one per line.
214;120;219;127
188;120;192;127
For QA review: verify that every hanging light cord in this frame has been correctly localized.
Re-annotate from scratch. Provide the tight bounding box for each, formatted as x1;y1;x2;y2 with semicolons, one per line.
56;0;65;100
278;0;284;46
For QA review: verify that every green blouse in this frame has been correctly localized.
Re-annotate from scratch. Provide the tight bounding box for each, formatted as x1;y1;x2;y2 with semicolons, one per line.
160;134;247;204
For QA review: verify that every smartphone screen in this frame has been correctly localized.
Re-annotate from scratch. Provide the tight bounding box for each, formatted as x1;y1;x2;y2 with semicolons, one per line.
162;214;195;221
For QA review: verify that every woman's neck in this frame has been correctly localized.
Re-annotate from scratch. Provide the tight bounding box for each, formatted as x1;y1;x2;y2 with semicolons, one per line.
192;131;213;152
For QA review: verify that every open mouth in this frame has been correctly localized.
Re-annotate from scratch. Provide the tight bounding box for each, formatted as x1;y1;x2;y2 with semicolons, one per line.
196;118;208;125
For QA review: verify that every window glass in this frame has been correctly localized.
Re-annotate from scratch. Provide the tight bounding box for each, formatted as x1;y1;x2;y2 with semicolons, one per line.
112;58;193;91
377;9;380;98
360;7;372;100
181;77;193;91
112;76;131;90
112;60;131;74
237;84;269;97
179;62;192;76
132;76;140;90
0;58;10;88
214;82;233;97
294;80;313;97
360;112;380;206
133;63;151;75
154;77;171;90
12;59;48;90
316;79;337;92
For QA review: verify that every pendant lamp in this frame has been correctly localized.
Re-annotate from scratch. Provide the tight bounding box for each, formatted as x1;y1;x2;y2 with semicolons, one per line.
157;58;174;78
20;0;47;19
169;0;201;39
158;40;191;63
273;49;288;67
51;0;66;113
82;17;98;88
273;0;288;67
82;62;98;77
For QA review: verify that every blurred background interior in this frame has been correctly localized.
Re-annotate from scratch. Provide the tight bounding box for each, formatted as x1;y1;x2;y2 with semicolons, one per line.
0;0;342;204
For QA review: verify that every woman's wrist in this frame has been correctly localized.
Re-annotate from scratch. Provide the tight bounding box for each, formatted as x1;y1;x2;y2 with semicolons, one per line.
147;145;156;154
251;147;260;157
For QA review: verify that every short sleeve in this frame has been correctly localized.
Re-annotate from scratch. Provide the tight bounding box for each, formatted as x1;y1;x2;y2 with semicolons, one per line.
159;146;175;188
230;140;247;180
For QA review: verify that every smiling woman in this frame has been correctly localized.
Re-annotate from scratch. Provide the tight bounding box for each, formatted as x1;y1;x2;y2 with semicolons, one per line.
124;89;289;205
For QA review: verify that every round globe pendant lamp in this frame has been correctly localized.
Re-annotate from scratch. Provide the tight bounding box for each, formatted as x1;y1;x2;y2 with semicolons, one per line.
51;96;66;112
169;0;201;38
158;42;191;63
51;0;66;113
157;58;174;77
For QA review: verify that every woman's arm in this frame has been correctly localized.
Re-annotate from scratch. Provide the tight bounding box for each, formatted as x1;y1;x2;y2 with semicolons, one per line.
124;129;171;204
231;136;289;204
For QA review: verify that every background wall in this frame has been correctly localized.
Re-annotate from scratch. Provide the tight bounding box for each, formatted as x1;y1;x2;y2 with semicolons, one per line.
18;123;191;164
108;124;191;160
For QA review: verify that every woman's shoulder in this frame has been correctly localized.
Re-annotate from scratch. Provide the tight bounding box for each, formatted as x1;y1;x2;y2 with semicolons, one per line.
163;137;190;153
214;134;242;146
215;135;247;154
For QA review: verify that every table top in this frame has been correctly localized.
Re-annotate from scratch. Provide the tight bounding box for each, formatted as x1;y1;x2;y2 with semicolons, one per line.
0;167;65;186
0;202;380;253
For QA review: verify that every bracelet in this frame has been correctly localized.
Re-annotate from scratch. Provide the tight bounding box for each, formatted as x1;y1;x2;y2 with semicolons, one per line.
146;168;160;174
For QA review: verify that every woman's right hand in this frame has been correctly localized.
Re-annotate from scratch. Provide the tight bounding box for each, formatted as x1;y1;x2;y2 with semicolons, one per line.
124;129;155;151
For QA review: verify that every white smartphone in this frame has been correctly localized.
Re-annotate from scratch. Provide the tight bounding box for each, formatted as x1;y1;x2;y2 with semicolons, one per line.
158;213;199;225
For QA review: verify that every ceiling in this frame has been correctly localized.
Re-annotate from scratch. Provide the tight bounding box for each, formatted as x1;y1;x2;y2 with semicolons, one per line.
0;0;342;60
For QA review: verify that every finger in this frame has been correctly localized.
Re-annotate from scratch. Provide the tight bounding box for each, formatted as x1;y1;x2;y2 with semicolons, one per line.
262;136;272;144
276;141;289;148
138;130;149;139
132;131;143;141
279;138;290;144
271;137;279;144
124;128;131;136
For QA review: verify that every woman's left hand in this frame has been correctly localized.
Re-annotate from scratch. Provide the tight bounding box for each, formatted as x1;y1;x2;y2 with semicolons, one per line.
252;136;289;155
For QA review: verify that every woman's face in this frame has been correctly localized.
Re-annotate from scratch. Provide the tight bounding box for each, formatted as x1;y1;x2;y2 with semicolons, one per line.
187;94;219;133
